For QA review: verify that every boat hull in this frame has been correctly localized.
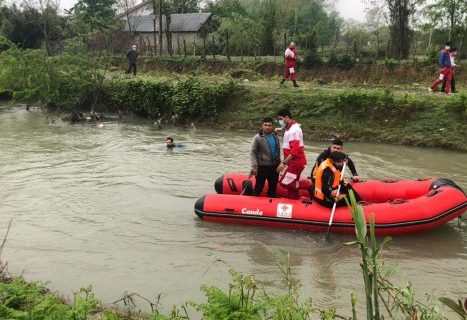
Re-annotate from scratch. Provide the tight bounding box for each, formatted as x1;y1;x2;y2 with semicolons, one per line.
197;176;467;235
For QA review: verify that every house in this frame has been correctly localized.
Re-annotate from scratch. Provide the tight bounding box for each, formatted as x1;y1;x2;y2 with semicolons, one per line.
115;0;215;53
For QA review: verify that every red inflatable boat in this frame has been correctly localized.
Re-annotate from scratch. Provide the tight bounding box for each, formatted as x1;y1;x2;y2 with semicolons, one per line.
194;173;467;235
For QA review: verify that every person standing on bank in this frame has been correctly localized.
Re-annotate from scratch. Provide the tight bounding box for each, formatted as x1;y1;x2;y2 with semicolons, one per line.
280;42;300;87
250;117;281;198
276;109;307;199
126;44;138;76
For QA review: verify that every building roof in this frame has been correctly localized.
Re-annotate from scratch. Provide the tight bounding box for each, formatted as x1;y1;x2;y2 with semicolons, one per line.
115;1;213;33
121;12;213;33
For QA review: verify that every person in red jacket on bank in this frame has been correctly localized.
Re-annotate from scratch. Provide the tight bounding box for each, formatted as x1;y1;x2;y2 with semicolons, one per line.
429;41;452;94
280;42;300;87
276;108;307;199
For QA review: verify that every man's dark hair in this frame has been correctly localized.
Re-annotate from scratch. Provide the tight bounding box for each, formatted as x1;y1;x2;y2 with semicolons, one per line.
166;136;173;142
445;40;452;46
262;116;274;124
332;138;343;146
277;108;292;118
330;151;347;162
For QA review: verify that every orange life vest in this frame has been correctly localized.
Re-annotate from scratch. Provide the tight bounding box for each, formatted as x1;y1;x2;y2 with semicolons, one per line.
314;159;341;200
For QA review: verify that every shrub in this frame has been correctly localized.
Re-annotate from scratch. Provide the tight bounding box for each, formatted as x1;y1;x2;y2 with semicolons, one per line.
302;50;322;69
336;54;354;70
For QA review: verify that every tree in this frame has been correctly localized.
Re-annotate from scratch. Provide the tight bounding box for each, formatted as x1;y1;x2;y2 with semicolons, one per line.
72;0;117;32
365;4;387;58
364;0;425;59
115;0;141;38
0;5;45;49
424;0;467;49
387;0;425;59
260;0;276;55
22;0;62;54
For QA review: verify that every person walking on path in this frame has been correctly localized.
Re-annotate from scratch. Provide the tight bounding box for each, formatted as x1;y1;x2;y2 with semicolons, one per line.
280;42;300;87
442;47;458;93
429;41;452;94
126;44;138;76
276;108;307;199
250;117;281;198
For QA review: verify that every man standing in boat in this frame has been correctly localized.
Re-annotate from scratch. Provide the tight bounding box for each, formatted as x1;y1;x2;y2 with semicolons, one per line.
310;138;359;183
250;117;281;197
276;109;307;199
314;151;360;207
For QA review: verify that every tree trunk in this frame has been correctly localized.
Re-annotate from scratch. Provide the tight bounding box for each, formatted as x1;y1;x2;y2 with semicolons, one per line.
159;0;163;55
201;37;208;61
226;30;231;62
212;34;216;60
153;16;157;56
177;35;181;56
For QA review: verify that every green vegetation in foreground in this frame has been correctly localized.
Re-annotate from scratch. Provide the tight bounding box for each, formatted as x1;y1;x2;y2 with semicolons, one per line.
0;38;465;151
1;200;467;319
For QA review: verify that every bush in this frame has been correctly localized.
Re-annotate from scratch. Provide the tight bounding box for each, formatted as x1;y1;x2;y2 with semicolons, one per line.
336;54;354;70
384;58;397;70
302;50;322;69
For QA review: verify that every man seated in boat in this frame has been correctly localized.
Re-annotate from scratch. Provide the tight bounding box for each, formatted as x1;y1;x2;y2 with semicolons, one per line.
310;138;359;183
314;151;361;208
275;108;307;199
249;117;281;197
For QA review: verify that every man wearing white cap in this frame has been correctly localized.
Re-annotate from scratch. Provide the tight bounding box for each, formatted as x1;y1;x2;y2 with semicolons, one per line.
126;44;138;76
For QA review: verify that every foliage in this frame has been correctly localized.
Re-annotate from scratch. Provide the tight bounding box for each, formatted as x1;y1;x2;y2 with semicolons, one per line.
0;278;101;320
107;77;173;118
72;0;117;32
344;190;446;320
302;50;322;69
333;89;427;122
172;77;236;121
423;0;467;47
327;53;354;69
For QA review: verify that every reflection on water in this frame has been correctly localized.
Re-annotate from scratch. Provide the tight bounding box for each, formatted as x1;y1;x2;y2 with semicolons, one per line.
0;106;466;316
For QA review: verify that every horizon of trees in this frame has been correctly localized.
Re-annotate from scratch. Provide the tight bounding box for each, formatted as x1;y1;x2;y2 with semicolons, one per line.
0;0;465;61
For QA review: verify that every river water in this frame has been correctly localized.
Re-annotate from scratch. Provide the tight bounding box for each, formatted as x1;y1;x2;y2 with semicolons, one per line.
0;105;466;317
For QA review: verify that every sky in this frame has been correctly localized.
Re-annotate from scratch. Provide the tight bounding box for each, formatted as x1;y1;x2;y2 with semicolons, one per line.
12;0;367;22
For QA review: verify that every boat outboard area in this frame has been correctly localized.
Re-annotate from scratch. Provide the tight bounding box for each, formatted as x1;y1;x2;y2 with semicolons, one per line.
195;173;467;235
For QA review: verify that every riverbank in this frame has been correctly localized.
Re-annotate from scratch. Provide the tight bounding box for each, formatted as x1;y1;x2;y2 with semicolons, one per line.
0;45;465;151
218;79;466;151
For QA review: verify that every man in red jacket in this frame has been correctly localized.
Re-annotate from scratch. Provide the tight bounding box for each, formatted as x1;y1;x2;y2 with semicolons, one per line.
276;108;307;199
280;42;300;87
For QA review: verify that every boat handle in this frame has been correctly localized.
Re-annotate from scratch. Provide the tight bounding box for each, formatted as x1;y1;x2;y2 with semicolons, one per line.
426;189;442;197
383;178;398;183
227;178;238;192
390;199;408;205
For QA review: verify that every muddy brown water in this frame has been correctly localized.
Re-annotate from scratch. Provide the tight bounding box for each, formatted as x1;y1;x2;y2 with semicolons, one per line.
0;105;466;316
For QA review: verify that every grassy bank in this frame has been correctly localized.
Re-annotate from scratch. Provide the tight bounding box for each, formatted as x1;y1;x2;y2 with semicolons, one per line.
0;41;465;151
218;81;466;151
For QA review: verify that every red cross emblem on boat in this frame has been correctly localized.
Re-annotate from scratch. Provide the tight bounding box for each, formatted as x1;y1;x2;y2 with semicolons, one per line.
277;203;292;218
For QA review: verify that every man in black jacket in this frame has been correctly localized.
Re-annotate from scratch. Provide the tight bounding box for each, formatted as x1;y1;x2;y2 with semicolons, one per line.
126;44;138;76
311;138;359;183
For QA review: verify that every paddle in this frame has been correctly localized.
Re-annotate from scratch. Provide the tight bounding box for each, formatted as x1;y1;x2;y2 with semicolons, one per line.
324;160;347;239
